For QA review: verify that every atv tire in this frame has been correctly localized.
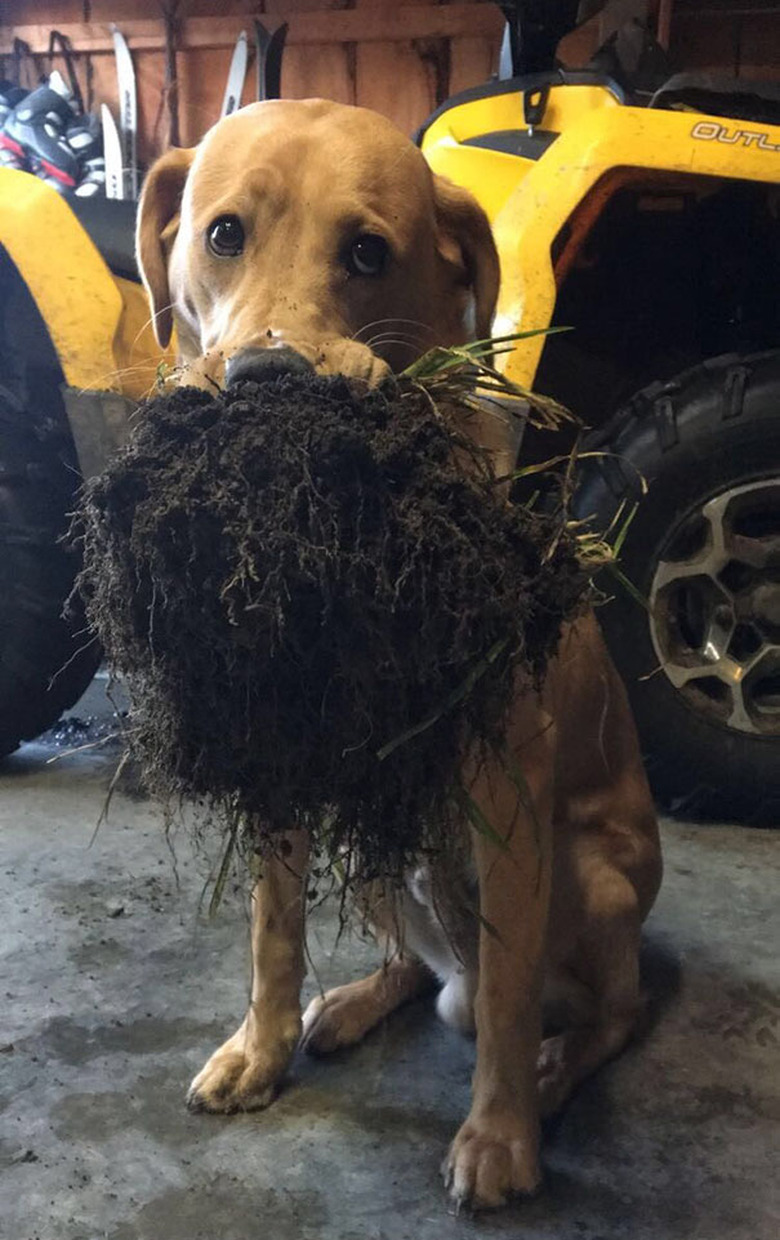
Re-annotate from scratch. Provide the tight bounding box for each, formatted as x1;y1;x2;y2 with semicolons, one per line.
574;351;780;822
0;252;100;756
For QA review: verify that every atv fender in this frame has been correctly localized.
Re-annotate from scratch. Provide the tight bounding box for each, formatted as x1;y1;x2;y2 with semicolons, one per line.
0;169;171;476
0;168;124;391
422;92;780;391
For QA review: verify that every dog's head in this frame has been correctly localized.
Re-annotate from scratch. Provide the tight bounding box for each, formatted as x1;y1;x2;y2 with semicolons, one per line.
136;99;500;388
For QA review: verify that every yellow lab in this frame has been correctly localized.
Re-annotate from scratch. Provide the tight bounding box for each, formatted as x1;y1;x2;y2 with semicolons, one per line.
136;99;662;1210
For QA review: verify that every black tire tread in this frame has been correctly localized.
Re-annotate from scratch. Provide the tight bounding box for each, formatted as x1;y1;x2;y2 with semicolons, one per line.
574;350;780;821
581;350;780;496
0;266;100;755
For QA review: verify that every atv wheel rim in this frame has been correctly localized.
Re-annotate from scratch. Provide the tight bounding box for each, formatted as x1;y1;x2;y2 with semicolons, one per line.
649;478;780;737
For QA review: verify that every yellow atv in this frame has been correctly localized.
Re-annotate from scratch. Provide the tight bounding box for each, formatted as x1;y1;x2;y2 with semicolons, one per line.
421;2;780;819
0;172;165;751
1;1;778;819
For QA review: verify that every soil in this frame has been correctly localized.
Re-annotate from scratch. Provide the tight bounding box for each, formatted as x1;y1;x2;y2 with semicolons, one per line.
74;372;587;882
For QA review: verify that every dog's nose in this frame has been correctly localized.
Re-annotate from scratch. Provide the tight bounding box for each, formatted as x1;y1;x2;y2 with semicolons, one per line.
225;346;314;386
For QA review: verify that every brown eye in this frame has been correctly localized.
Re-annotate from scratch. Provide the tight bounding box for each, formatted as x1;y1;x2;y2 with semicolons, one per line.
207;215;244;257
346;233;389;277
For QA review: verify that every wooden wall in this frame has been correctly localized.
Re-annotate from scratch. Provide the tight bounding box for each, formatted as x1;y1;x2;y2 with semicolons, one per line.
670;2;780;81
0;1;503;167
558;0;780;82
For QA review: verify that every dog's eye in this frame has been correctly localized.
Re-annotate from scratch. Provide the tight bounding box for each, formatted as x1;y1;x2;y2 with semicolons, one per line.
346;233;389;277
207;215;245;258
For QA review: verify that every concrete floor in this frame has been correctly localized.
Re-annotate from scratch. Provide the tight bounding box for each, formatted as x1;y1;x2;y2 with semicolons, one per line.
0;678;778;1240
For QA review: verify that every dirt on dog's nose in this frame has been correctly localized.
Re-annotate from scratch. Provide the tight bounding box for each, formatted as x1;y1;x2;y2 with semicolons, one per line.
225;346;314;386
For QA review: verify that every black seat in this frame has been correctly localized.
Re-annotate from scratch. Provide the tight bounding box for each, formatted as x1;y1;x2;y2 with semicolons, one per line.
66;195;139;281
649;72;780;127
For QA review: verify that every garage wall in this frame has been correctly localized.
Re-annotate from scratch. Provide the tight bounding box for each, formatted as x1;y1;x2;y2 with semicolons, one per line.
0;0;503;166
670;2;780;81
557;0;780;81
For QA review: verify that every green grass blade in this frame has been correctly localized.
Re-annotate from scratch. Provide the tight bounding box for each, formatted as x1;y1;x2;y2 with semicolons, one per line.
452;783;508;852
607;563;648;611
376;635;510;761
498;744;541;834
208;808;240;918
610;501;638;559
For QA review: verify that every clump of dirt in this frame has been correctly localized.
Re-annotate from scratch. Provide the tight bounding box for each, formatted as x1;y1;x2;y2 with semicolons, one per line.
74;373;587;883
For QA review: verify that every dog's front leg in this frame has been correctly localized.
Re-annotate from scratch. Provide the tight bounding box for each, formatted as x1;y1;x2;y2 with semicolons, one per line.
187;829;308;1113
444;708;554;1209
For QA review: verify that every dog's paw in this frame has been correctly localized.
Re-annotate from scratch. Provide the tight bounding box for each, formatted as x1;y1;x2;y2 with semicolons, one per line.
300;984;377;1055
442;1113;541;1210
186;1017;299;1113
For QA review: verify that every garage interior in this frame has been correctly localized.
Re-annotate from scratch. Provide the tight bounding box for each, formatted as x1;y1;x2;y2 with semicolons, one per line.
1;2;779;1238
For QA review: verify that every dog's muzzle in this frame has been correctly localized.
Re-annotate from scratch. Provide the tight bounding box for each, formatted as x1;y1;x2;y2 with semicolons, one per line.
225;345;315;387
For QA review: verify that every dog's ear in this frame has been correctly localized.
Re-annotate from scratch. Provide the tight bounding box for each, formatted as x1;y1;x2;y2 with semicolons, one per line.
136;146;195;348
433;175;500;341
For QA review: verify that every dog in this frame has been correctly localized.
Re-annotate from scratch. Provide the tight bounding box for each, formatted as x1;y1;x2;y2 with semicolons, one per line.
136;99;662;1210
